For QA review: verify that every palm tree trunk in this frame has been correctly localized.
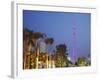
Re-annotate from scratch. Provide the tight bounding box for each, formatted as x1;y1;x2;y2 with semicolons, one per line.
36;47;39;69
46;54;48;68
36;57;38;69
23;53;26;69
27;52;31;69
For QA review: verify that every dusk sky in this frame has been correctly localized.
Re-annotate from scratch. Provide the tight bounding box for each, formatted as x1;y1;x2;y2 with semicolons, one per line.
23;10;91;62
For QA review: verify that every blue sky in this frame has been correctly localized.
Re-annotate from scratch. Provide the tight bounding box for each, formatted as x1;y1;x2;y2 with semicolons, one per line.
23;10;91;62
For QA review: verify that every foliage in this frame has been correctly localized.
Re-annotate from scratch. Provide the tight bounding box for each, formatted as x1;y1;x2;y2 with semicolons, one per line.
45;38;54;45
77;57;88;66
55;44;69;67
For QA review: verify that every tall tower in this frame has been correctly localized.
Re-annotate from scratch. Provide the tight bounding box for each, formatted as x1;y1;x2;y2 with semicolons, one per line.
72;24;78;64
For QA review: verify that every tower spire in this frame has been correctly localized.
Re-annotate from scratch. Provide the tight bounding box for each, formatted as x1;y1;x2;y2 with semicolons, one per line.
72;23;78;64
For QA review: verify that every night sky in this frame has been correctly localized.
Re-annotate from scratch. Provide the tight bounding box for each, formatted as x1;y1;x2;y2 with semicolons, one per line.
23;10;91;62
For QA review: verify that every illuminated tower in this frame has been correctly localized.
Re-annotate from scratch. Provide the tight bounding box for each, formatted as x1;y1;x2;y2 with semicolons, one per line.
72;24;78;64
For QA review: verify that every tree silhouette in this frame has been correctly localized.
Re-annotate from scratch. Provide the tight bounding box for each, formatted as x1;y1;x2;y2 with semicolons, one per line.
55;44;68;67
77;56;88;66
45;38;54;68
45;38;54;45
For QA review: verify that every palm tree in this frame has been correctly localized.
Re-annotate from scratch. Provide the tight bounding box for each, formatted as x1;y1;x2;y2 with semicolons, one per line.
77;56;88;66
45;38;54;68
23;28;34;69
45;38;54;45
26;29;36;69
55;44;68;67
32;32;44;69
23;28;46;69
